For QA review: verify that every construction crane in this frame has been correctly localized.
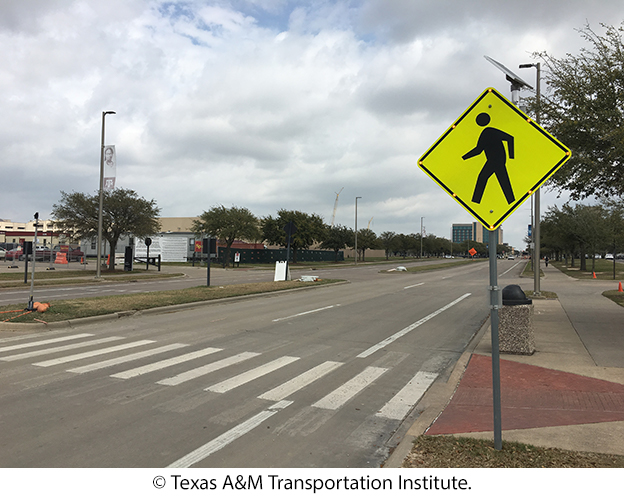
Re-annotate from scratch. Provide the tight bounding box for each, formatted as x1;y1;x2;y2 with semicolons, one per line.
367;217;373;229
330;187;344;227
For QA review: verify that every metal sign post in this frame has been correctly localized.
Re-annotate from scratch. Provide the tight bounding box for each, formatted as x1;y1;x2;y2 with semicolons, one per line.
488;231;503;449
26;213;39;312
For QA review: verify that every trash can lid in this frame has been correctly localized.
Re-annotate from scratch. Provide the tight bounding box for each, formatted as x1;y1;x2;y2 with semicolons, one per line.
502;284;532;306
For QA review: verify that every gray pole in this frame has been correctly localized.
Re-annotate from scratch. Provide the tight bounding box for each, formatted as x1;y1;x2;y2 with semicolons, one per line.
520;63;541;295
489;230;502;450
420;217;424;259
27;213;39;311
97;111;115;279
354;197;361;264
534;63;542;296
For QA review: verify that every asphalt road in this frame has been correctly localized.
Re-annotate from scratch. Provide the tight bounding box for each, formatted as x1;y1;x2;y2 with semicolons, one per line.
0;259;524;467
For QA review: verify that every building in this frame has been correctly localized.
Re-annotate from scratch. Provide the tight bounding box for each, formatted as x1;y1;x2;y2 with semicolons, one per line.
0;218;65;248
452;222;503;245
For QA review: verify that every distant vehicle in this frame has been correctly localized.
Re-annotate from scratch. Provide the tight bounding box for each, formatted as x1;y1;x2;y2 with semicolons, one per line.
0;248;5;258
52;245;85;262
605;254;614;260
507;255;516;260
5;245;52;261
5;246;23;261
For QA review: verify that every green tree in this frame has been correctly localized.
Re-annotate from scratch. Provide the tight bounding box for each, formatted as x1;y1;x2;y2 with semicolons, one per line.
532;23;624;199
261;210;326;263
52;188;161;271
378;231;397;260
354;228;379;262
192;205;260;267
320;224;353;262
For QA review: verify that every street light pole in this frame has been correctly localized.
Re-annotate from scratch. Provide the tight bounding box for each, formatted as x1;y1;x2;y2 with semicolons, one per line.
354;197;361;264
520;62;541;296
97;111;115;279
420;217;424;259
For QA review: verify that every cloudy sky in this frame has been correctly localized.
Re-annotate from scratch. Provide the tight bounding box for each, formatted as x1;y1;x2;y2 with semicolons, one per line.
2;0;623;249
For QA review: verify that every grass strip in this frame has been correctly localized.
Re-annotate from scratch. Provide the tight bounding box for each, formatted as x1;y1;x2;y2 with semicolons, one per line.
402;435;624;468
552;260;624;280
603;289;624;308
0;279;341;323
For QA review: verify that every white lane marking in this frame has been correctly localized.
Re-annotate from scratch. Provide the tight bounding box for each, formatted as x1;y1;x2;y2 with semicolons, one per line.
376;371;438;420
206;356;300;393
167;400;293;468
111;347;222;379
67;343;188;374
0;333;93;353
158;352;260;386
357;293;472;358
311;366;388;410
272;304;340;322
33;340;155;367
0;336;124;362
500;261;522;276
404;282;425;290
258;360;343;401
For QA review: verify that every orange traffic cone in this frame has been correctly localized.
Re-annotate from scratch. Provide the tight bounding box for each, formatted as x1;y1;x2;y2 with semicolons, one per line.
593;271;597;279
619;282;623;292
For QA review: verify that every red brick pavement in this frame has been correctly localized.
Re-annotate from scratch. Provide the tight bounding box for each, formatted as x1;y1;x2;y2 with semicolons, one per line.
427;354;624;435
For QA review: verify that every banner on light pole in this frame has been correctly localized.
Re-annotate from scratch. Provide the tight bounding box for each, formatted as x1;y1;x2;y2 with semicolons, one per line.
103;145;116;190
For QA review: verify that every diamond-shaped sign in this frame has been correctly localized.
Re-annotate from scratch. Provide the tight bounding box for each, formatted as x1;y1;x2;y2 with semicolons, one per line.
418;87;571;230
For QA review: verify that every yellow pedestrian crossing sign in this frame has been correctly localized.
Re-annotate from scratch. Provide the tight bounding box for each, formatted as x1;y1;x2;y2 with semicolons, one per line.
418;87;571;230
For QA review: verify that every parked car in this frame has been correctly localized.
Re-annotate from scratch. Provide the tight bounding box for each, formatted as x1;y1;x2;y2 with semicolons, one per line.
5;246;23;261
0;248;5;258
5;245;52;261
52;245;85;262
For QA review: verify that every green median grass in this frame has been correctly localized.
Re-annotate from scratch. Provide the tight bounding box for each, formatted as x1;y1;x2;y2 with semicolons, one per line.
0;279;341;324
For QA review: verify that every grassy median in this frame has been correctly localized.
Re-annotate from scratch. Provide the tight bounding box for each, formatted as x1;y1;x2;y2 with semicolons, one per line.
0;279;341;324
402;435;624;468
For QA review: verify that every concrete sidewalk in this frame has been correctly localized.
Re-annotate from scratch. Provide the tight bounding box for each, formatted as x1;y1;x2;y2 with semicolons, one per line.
386;262;624;466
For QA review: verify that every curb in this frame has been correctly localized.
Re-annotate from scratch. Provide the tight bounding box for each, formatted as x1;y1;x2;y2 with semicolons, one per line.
0;280;349;332
383;316;489;468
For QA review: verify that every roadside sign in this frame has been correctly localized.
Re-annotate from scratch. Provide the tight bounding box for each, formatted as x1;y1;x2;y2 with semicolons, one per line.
468;248;477;256
418;87;571;230
194;240;202;253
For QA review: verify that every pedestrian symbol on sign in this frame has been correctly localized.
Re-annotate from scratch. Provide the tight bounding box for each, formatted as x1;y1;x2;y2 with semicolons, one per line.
417;87;571;230
462;112;516;205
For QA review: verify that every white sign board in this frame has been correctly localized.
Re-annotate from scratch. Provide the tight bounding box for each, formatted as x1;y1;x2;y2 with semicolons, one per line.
274;261;290;282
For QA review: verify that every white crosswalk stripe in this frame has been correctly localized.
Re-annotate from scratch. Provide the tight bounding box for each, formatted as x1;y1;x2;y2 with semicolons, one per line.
376;371;438;420
33;340;156;367
0;336;124;362
0;333;93;353
312;366;388;410
157;352;261;386
111;347;222;379
206;356;299;393
258;360;343;401
67;343;188;374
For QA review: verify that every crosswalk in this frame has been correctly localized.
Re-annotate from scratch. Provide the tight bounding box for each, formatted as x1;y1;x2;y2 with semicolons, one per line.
1;329;442;466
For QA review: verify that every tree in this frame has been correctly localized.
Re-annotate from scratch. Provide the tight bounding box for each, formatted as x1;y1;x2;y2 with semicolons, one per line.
320;224;353;262
532;23;624;199
354;228;379;262
192;205;260;267
52;188;161;271
378;231;397;260
261;210;326;263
